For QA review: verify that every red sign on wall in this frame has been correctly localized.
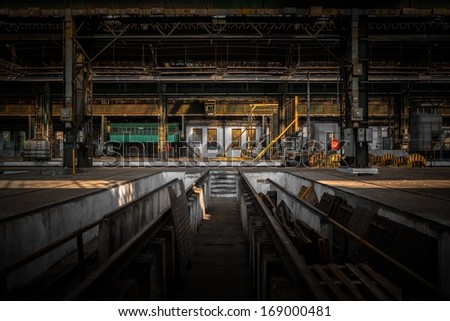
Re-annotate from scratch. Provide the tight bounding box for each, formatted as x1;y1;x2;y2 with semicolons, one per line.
331;138;339;151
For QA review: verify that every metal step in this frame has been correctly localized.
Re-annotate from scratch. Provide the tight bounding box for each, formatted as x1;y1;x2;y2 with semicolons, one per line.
210;171;238;198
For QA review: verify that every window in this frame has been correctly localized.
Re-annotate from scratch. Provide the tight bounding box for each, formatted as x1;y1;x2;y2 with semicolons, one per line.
193;128;203;144
3;131;11;150
168;125;178;135
246;128;256;149
231;128;242;149
207;128;218;149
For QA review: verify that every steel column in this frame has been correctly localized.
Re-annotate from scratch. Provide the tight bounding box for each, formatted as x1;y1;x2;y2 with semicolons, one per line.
353;10;369;168
63;11;75;168
158;83;168;160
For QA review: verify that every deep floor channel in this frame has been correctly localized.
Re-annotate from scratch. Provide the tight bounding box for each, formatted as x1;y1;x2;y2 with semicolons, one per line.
174;197;255;300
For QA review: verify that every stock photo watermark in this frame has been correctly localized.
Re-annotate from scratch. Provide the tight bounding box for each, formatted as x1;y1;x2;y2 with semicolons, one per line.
96;138;350;168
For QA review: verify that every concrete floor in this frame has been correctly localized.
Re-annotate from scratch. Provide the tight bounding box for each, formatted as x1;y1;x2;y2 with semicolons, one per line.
173;197;255;300
0;167;164;220
1;165;450;299
296;167;450;227
1;166;450;225
242;166;450;227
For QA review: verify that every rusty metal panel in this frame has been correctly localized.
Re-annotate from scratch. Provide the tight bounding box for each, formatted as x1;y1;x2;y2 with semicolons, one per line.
165;8;175;16
126;8;141;15
310;6;323;16
263;8;276;16
109;8;123;15
240;8;252;16
402;8;432;16
9;9;26;16
41;9;62;16
283;7;296;15
94;8;108;15
71;9;85;16
151;7;164;15
85;8;95;15
323;8;338;16
27;7;40;16
434;8;450;16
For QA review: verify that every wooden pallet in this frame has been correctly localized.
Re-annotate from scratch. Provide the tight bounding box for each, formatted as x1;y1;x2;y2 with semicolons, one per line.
310;263;402;300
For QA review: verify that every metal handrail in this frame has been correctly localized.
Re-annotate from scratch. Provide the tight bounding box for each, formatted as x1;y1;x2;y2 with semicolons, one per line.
237;169;329;300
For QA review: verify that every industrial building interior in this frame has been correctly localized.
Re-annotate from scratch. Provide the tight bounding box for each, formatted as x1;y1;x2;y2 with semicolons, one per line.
1;1;450;301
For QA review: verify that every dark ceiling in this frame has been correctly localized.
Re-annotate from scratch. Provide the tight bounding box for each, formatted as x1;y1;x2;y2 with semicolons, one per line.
0;2;449;103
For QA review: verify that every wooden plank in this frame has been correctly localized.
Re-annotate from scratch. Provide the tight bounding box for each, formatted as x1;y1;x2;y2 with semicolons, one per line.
293;222;312;244
347;207;374;236
385;225;436;282
333;203;354;255
317;238;330;264
297;185;309;199
168;184;193;279
312;264;350;300
316;192;333;213
298;185;318;206
264;193;277;210
360;216;398;269
328;264;364;300
334;203;353;225
359;263;402;300
305;186;318;206
344;263;390;300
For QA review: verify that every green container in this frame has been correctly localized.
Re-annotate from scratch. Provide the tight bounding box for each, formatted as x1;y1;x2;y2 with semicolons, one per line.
109;123;179;143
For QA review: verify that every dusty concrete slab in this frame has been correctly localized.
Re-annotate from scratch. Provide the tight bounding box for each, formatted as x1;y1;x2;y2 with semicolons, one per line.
174;197;255;301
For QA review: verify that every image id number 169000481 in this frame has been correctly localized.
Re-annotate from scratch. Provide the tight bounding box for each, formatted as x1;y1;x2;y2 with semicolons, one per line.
260;306;331;317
